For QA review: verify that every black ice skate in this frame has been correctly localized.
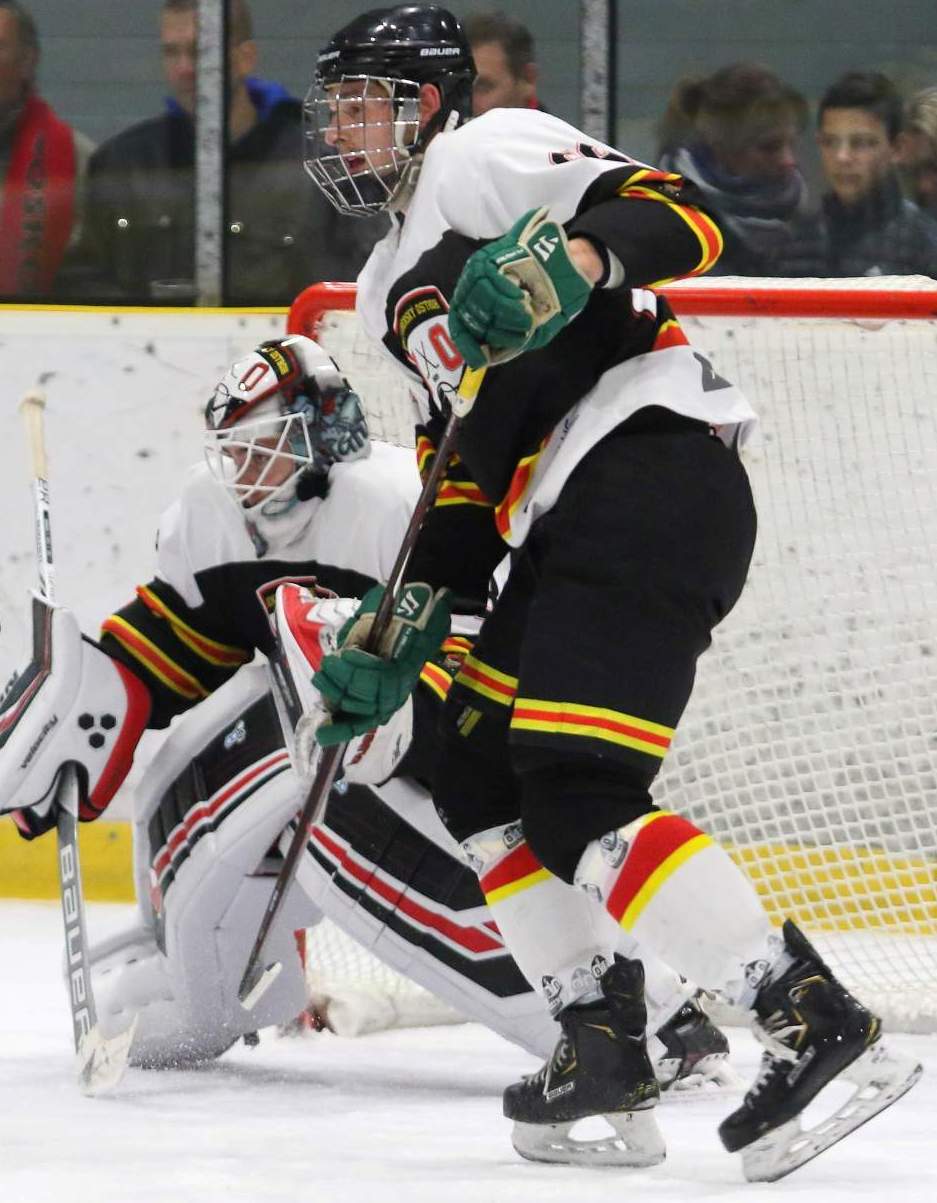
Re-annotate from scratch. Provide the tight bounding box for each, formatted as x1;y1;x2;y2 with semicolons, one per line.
719;920;922;1182
655;993;738;1093
503;955;665;1167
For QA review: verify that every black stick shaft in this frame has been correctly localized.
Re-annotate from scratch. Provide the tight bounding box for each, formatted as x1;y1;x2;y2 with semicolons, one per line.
238;395;474;1007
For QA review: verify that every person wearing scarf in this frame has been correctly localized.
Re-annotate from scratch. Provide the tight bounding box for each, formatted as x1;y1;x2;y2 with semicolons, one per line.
0;1;92;297
657;62;809;276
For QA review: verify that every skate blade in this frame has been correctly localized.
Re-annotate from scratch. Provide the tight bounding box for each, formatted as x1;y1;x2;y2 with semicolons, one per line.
741;1042;923;1183
511;1107;666;1168
659;1054;744;1100
77;1015;139;1096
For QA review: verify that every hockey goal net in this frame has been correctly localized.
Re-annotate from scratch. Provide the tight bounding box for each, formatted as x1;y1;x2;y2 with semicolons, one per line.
289;277;937;1034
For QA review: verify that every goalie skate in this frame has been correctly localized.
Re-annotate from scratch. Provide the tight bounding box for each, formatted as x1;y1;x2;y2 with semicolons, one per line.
719;920;922;1182
654;995;740;1095
504;956;665;1168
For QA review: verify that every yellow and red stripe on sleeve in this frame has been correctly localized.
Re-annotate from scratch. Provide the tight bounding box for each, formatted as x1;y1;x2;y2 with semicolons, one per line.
415;433;436;482
652;318;690;351
511;698;673;758
419;659;454;703
137;586;251;669
440;635;473;661
604;811;713;931
618;167;685;189
479;839;551;905
494;444;544;541
101;614;209;702
434;479;491;508
615;183;723;284
454;653;518;708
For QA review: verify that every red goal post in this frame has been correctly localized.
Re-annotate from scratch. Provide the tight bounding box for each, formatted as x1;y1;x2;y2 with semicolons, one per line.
288;277;937;1034
289;277;937;333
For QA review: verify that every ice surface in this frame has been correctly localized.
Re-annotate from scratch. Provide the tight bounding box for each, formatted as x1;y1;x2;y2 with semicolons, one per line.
1;900;934;1203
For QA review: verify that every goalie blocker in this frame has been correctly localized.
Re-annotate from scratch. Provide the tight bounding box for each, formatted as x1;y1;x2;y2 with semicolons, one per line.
0;594;150;837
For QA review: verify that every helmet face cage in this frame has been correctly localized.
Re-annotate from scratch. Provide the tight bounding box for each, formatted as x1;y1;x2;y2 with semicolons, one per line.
204;406;320;516
303;75;422;217
203;340;370;516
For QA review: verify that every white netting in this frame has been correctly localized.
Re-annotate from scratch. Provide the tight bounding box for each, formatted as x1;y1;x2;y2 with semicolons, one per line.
659;291;937;1032
291;279;937;1033
302;920;462;1036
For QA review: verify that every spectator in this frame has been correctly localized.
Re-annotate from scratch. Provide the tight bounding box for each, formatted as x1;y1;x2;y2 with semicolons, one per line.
57;0;383;305
777;71;937;278
0;1;93;297
657;63;809;275
897;85;937;219
464;11;544;116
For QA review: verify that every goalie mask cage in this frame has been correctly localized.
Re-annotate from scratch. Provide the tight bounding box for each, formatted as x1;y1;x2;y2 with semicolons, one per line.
289;277;937;1035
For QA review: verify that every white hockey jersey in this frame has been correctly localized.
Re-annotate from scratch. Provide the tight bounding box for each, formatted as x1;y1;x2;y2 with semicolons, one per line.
357;107;758;548
100;444;421;726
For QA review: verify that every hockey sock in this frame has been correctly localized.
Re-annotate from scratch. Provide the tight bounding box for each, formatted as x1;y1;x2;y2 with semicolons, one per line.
464;822;697;1026
574;810;783;1007
464;822;615;1014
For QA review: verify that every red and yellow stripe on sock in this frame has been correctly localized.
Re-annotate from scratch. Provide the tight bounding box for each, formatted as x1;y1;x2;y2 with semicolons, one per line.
605;811;713;931
479;839;551;905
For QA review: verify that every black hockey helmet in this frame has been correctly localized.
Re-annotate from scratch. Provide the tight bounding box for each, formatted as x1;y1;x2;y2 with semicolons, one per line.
317;6;476;123
304;6;476;216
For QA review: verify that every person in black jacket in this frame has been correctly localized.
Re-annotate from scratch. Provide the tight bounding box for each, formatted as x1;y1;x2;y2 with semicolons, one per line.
56;0;385;304
776;71;937;278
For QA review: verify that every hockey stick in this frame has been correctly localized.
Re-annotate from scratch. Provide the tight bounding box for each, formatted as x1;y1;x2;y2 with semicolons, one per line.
238;366;487;1009
19;389;137;1094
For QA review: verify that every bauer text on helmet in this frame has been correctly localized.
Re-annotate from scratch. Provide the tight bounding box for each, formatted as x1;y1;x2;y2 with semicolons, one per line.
303;6;476;216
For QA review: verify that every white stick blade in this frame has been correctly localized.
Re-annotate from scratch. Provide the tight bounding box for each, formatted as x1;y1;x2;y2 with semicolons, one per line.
239;961;283;1011
77;1016;139;1096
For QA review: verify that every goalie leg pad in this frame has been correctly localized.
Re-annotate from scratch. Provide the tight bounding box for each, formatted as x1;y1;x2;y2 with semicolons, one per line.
105;670;320;1066
0;594;150;827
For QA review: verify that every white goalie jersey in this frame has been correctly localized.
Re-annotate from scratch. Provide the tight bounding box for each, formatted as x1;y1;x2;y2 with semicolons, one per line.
155;442;420;610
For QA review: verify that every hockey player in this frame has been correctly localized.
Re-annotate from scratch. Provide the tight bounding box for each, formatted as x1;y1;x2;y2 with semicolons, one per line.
0;334;724;1083
301;3;922;1179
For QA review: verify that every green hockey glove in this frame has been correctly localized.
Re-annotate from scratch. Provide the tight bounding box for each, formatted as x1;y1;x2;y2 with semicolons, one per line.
313;582;451;747
448;206;594;368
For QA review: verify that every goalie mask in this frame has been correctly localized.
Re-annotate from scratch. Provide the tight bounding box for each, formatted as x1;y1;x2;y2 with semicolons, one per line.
304;5;476;216
204;336;370;517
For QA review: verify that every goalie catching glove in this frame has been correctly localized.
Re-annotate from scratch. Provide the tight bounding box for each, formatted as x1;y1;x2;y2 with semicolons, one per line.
313;583;450;747
448;206;594;368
